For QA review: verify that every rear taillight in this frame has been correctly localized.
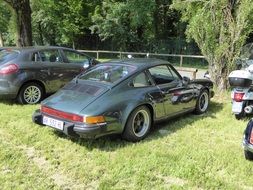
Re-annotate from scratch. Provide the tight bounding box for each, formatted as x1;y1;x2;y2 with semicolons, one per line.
41;106;83;122
233;92;245;102
41;106;106;124
0;64;19;75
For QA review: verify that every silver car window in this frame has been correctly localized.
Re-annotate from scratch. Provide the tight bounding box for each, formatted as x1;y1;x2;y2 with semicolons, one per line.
38;50;62;62
63;50;89;64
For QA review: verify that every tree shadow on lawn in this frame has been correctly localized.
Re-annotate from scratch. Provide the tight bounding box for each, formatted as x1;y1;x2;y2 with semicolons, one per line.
0;99;17;105
54;101;226;151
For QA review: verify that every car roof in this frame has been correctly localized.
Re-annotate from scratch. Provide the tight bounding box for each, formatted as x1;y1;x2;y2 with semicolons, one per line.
2;46;75;53
103;58;171;70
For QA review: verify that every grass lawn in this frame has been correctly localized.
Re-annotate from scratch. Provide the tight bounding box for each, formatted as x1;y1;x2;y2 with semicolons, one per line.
0;94;253;189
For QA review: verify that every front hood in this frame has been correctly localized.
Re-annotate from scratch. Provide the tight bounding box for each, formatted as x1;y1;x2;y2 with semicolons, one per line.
42;80;110;114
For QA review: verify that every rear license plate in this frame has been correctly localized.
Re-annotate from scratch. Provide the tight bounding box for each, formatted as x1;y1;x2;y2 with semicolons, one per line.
232;101;243;113
43;116;64;131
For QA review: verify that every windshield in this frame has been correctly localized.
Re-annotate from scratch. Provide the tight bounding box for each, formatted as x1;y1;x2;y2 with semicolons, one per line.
0;50;19;63
79;64;137;83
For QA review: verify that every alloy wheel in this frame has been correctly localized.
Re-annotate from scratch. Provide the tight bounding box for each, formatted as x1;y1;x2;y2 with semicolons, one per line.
23;85;42;104
132;110;150;137
199;92;209;112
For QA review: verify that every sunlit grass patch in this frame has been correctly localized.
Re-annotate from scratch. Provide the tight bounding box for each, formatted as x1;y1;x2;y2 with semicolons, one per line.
0;94;253;189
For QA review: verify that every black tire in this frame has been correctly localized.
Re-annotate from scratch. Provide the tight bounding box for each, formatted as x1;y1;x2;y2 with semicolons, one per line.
244;150;253;161
122;106;151;142
194;89;209;114
17;82;44;104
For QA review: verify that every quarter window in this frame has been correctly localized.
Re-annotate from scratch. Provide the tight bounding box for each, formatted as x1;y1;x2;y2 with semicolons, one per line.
132;72;152;87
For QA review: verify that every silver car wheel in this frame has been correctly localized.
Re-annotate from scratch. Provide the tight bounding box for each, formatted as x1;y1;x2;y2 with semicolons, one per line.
199;92;209;112
23;85;41;104
132;110;150;137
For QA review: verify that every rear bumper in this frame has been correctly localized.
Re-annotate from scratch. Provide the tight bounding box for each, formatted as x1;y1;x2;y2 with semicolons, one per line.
0;79;18;99
32;109;118;138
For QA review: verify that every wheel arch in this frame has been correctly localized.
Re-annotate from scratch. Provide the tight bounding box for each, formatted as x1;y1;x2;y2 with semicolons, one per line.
17;79;46;98
122;103;154;132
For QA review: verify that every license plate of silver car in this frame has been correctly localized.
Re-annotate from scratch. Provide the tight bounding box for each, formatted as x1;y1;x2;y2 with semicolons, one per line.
43;116;64;131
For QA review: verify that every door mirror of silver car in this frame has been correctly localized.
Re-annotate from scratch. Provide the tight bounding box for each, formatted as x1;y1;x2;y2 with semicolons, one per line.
182;76;190;85
83;63;90;69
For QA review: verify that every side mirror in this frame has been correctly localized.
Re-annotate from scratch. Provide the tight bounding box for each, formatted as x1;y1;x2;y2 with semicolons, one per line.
83;63;90;69
182;76;190;85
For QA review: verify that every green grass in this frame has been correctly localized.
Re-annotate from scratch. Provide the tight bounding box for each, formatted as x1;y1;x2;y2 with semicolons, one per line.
0;95;253;189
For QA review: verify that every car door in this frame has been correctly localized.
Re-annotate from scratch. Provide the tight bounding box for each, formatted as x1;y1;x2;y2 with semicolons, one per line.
148;64;195;117
35;49;66;92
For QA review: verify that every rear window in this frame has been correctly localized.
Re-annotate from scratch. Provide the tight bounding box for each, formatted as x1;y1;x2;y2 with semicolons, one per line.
0;50;19;63
79;64;136;83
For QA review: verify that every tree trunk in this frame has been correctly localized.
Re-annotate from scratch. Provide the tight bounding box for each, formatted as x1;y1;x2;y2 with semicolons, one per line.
209;59;229;91
0;33;4;47
4;0;32;47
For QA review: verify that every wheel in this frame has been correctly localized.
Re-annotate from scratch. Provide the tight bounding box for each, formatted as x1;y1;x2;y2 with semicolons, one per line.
17;82;44;104
244;150;253;161
122;106;151;142
194;89;209;114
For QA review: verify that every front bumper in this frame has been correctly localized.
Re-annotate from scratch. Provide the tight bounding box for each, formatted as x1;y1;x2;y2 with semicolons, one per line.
32;109;114;138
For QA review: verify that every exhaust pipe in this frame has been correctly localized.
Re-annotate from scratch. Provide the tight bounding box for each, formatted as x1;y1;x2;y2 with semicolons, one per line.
244;105;253;114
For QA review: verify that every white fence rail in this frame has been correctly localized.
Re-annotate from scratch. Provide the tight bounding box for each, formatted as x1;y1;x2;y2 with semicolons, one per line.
78;50;205;67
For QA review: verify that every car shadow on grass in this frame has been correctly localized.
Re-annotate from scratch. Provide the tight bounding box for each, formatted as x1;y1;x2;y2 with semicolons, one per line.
53;101;226;151
147;101;224;141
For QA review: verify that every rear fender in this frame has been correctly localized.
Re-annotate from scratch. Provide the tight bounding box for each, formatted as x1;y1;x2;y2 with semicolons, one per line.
120;101;154;133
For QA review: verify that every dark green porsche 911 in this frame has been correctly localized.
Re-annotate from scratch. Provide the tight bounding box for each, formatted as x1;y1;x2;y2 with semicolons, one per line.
32;58;214;142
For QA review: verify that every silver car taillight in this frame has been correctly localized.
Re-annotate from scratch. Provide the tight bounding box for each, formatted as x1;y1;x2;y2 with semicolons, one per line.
0;64;19;75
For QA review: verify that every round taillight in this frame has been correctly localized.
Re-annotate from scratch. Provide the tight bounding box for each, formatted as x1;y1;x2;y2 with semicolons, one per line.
0;64;19;75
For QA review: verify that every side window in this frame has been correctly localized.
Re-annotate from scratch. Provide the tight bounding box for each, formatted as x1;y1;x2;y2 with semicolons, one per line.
63;50;89;64
38;50;62;62
132;72;152;87
148;65;179;85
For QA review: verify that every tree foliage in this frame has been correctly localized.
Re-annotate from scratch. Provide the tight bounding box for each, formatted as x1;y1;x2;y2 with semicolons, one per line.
172;0;253;90
0;1;11;46
32;0;100;48
90;0;156;51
